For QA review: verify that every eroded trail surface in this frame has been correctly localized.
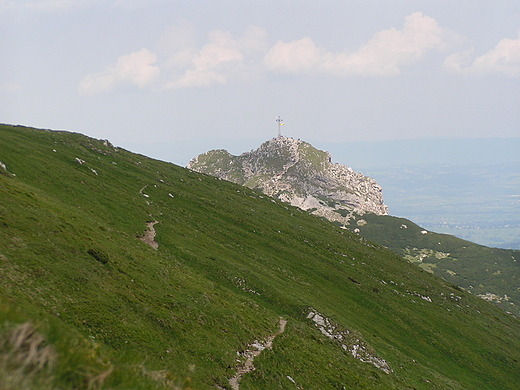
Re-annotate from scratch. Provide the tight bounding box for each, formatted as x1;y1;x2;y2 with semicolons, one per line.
229;318;288;390
139;221;159;250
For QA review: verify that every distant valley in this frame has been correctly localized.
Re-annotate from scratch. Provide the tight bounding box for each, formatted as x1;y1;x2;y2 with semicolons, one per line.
361;163;520;249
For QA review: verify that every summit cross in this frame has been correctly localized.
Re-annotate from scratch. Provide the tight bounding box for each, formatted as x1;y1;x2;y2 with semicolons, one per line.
276;115;283;137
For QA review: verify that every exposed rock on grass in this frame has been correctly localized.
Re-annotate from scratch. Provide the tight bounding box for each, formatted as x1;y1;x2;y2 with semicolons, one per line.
139;220;159;250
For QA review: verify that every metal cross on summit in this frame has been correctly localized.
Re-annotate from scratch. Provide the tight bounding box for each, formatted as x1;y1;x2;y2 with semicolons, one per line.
276;115;284;137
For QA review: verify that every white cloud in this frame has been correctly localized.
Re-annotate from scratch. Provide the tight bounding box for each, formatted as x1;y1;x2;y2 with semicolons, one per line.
79;13;465;94
264;37;326;73
264;12;461;77
444;31;520;77
443;48;475;73
165;30;243;88
79;48;160;95
238;25;269;57
164;27;266;89
80;25;258;93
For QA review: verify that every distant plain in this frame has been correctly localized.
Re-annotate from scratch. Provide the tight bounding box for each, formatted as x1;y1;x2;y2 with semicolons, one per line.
321;138;520;250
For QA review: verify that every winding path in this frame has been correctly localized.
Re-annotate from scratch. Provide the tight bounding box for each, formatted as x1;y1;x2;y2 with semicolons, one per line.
229;318;288;390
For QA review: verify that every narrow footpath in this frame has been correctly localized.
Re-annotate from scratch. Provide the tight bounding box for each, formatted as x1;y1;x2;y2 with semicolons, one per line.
228;318;288;390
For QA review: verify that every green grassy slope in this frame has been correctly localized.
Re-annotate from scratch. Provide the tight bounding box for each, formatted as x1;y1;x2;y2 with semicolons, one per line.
1;124;520;389
345;213;520;316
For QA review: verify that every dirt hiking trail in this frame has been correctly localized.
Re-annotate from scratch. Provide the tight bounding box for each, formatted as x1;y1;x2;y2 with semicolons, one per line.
228;318;287;390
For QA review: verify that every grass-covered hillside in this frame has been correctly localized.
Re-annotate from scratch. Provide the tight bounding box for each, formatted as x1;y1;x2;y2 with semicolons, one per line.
1;124;520;390
188;137;519;318
345;213;520;317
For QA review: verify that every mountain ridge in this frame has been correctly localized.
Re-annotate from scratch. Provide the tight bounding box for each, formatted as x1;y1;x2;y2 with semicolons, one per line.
188;136;388;225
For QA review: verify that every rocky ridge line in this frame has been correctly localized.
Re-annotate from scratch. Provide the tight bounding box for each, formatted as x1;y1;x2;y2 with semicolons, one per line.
188;136;388;224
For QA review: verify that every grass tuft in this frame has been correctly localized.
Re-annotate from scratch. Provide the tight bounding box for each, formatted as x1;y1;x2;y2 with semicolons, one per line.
0;322;56;389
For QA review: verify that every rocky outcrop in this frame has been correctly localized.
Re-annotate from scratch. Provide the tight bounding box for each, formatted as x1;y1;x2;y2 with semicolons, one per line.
187;136;388;225
306;309;392;374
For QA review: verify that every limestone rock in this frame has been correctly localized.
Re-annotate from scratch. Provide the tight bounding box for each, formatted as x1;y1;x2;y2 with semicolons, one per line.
187;136;388;224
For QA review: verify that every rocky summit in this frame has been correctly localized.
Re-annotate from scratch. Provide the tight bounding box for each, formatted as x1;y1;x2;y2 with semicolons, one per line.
188;136;388;224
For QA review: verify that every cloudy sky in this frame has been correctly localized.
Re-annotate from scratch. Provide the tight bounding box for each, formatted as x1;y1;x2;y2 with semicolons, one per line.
1;0;520;163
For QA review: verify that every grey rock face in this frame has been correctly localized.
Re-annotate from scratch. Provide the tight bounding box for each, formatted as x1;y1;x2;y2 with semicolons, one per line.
187;136;388;224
